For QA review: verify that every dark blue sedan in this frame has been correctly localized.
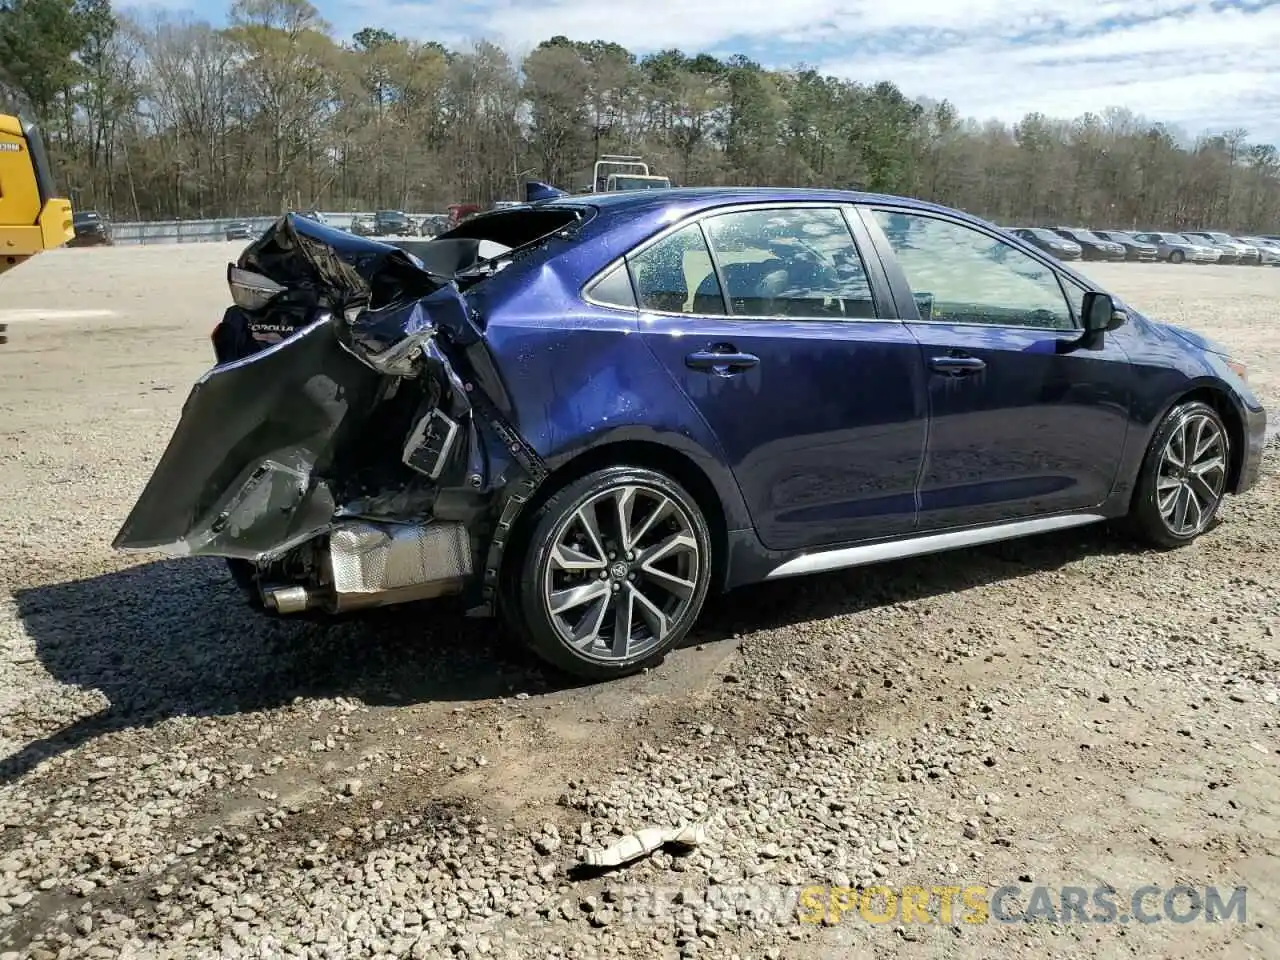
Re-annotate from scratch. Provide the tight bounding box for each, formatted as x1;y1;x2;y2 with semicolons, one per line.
114;187;1268;681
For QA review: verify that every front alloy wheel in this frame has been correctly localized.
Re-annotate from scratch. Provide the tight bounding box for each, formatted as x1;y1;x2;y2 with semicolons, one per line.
512;467;713;680
1130;400;1230;548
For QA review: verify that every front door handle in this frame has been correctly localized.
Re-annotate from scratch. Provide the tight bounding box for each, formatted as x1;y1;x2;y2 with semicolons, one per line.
686;348;760;374
929;355;986;376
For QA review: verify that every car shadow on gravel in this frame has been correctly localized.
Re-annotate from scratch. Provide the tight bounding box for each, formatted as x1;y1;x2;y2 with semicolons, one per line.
7;522;1144;783
6;557;553;783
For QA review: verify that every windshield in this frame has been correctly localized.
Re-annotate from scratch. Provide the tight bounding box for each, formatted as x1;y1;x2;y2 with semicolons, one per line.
1067;229;1102;242
1206;232;1233;242
609;176;671;190
1028;228;1061;241
73;212;100;222
1170;234;1195;245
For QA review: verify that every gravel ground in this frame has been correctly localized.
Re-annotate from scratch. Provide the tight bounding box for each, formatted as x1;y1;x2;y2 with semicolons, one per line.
1;246;1277;960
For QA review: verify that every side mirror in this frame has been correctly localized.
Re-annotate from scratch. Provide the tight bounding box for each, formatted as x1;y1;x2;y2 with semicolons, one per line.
1081;291;1123;333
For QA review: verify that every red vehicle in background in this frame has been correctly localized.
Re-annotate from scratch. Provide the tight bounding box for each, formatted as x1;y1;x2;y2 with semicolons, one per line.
446;203;481;228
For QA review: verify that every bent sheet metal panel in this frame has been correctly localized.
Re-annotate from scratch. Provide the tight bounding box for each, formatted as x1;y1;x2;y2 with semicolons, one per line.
113;318;387;559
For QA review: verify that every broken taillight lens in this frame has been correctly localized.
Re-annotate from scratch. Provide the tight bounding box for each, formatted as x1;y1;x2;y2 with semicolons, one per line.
227;263;285;312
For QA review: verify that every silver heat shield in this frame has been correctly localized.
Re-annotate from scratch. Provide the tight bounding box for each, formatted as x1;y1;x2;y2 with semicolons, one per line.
327;520;472;611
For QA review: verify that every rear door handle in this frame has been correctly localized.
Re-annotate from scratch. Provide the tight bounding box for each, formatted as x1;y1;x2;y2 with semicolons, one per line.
929;355;986;376
686;349;760;374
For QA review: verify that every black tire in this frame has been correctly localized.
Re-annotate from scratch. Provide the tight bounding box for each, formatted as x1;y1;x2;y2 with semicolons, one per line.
1126;401;1230;549
505;466;713;681
1169;249;1185;264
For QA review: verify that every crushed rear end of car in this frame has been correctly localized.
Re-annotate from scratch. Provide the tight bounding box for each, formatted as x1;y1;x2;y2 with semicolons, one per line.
113;209;580;617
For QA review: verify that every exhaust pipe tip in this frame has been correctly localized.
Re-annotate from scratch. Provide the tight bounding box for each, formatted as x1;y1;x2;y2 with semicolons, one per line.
262;585;313;615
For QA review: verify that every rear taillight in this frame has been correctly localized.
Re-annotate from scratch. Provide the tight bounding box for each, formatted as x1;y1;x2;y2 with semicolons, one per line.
227;263;284;312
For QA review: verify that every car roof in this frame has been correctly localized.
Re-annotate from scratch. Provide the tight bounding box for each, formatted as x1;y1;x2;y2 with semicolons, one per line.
539;186;992;227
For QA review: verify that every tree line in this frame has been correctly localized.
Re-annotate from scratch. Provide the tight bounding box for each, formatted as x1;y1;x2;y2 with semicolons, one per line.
3;0;1280;231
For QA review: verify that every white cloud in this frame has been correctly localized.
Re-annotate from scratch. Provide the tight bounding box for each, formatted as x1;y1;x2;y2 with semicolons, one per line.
345;0;1280;141
821;4;1280;139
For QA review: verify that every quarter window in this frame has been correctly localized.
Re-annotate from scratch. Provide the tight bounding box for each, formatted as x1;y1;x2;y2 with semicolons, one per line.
702;207;876;318
871;210;1076;330
628;223;725;315
586;261;636;309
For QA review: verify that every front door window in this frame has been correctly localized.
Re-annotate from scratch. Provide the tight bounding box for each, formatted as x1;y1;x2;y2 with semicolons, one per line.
871;210;1077;330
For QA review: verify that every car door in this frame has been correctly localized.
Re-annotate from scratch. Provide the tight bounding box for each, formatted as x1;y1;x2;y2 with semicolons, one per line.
856;205;1132;531
625;204;929;552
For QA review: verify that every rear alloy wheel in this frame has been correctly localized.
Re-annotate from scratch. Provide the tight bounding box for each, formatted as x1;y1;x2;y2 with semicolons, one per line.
511;466;713;681
1169;249;1185;264
1128;401;1230;548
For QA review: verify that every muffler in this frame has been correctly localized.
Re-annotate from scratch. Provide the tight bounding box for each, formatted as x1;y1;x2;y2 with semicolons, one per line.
262;519;472;614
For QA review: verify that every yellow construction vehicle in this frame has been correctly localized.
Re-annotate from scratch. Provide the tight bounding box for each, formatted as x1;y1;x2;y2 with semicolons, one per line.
0;114;74;341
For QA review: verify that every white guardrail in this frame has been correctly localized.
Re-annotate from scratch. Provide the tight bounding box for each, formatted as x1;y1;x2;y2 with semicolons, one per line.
106;212;447;245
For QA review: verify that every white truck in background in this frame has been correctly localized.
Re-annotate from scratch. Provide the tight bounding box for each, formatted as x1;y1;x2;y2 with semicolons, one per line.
590;155;672;192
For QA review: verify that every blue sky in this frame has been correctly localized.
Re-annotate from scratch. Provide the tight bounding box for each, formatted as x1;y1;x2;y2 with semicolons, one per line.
137;0;1280;143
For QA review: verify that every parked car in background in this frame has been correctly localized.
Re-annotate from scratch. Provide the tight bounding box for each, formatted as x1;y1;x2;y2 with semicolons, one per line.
373;210;414;236
1008;227;1082;260
1094;230;1159;261
418;214;450;237
117;190;1267;681
1132;232;1220;264
1182;232;1254;264
68;210;112;246
224;221;253;241
1237;236;1280;265
1051;228;1127;261
349;215;377;237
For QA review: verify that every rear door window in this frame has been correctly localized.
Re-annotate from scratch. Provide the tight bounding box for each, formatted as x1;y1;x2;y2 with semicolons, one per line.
628;223;725;315
700;207;876;318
